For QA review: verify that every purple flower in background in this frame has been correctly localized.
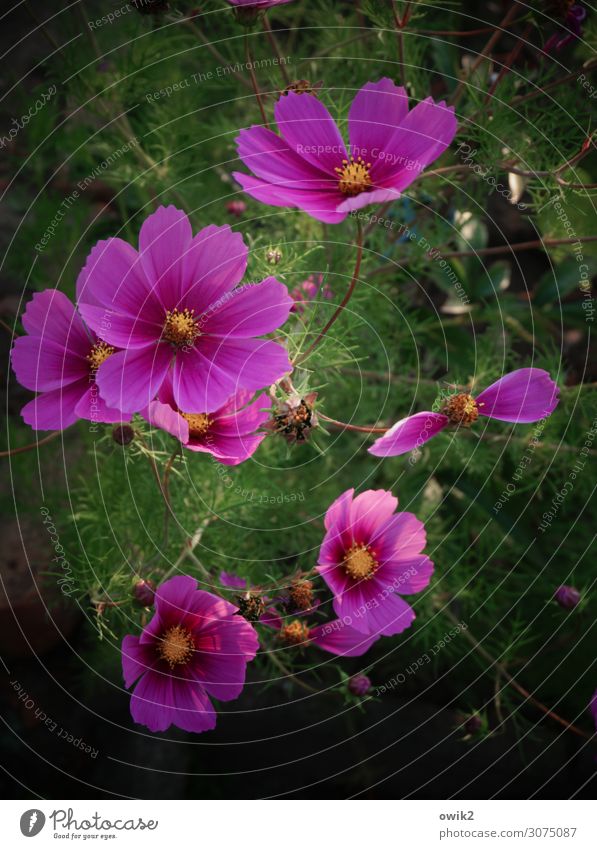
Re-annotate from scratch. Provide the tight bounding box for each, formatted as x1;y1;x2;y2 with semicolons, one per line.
233;78;457;223
77;205;292;415
290;274;333;314
348;673;371;696
144;370;270;465
10;289;128;431
369;369;560;458
554;585;581;610
122;576;258;733
545;4;586;52
591;689;597;731
316;489;434;637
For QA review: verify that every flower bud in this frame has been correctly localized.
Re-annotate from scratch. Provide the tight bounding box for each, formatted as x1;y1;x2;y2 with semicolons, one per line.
269;392;318;444
348;673;371;696
266;248;282;265
133;579;156;607
237;592;266;622
554;585;581;610
226;200;247;218
112;424;135;445
463;714;482;735
287;580;314;612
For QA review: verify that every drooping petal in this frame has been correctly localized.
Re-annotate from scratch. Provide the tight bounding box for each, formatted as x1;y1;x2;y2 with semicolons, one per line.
336;186;402;214
348;78;409;182
144;398;189;443
274;91;347;175
95;344;172;414
212;392;271;435
74;384;131;424
310;620;379;657
122;634;155;688
21;289;90;356
19;380;88;431
138;205;193;307
475;368;559;423
219;571;247;590
368;412;448;457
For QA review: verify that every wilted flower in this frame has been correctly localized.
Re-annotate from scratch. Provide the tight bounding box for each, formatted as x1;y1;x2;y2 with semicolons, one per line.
144;371;271;465
369;369;559;458
544;3;586;52
348;673;371;696
77;205;292;415
269;391;318;443
290;274;333;314
234;77;457;223
316;488;433;636
122;576;258;733
10;289;128;431
591;689;597;731
287;579;314;612
554;585;581;609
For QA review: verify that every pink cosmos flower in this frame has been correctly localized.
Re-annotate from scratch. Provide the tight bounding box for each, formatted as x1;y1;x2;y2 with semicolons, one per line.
77;205;292;415
369;368;560;458
144;370;270;465
10;289;128;431
316;488;434;637
233;77;457;223
122;576;259;733
290;274;333;314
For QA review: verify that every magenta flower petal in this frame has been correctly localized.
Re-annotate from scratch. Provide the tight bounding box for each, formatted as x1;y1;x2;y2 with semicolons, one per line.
368;411;449;457
198;336;292;393
475;368;560;423
78;302;161;349
95;344;172;413
138;205;193;306
11;335;88;392
336;186;403;214
310;620;380;657
324;487;354;531
123;576;257;734
233;171;347;223
172;345;238;413
74;384;131;424
21;289;89;355
380;97;457;193
235;125;333;190
349;489;399;542
130;669;217;734
20;380;88;431
182;224;249;314
348;78;409;181
145;399;189;442
274;91;347;174
202;276;293;338
77;237;164;319
317;488;432;637
220;571;247;590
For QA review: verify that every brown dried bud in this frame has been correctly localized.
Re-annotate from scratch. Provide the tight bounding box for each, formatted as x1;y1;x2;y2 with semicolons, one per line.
441;393;479;426
236;592;266;622
280;619;310;646
288;580;314;612
112;424;135;445
269;392;318;444
283;79;323;97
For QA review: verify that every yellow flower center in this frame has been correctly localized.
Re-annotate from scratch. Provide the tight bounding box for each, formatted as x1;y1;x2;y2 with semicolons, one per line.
335;156;372;196
280;620;310;646
343;544;378;580
87;341;115;373
442;393;479;426
180;412;212;438
163;308;200;348
157;625;195;668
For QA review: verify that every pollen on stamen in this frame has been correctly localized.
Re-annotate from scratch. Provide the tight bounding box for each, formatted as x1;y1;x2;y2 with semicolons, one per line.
335;155;373;196
280;620;310;646
163;308;200;348
87;341;115;373
343;543;378;580
180;412;212;438
157;625;195;668
442;393;479;426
